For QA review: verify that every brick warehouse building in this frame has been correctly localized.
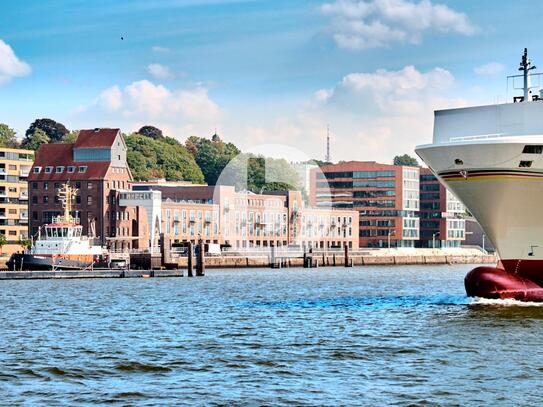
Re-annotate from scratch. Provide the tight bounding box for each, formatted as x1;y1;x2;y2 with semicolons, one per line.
28;128;132;244
310;161;420;248
418;168;465;248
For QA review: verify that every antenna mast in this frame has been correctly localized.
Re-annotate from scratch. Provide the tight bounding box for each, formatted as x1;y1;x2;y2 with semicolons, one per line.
519;48;536;102
325;125;331;163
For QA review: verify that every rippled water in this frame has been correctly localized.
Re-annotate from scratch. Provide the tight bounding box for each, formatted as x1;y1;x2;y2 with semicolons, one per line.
2;265;543;405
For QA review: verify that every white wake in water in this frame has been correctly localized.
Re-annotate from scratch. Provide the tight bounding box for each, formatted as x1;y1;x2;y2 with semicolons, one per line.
471;297;543;307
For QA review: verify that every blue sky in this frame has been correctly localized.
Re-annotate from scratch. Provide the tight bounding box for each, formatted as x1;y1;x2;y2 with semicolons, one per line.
1;0;543;162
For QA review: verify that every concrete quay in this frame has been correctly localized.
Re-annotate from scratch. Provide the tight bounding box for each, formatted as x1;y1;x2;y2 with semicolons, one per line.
0;269;183;280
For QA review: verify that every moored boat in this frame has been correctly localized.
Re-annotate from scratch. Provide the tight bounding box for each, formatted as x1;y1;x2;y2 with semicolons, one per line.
7;183;109;271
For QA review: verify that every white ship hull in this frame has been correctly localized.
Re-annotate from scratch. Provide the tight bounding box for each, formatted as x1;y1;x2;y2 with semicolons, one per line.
416;138;543;264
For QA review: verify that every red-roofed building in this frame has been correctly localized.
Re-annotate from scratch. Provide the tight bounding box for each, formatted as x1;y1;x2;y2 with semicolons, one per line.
28;128;134;246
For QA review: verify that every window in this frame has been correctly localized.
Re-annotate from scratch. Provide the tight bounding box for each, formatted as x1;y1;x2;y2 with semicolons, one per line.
79;166;87;173
45;166;53;174
32;196;37;204
519;160;533;168
9;164;16;170
522;145;543;154
56;166;64;173
87;182;93;190
76;196;81;204
44;182;49;190
87;196;93;204
32;182;38;189
33;167;42;173
67;166;76;173
75;182;81;189
43;196;49;203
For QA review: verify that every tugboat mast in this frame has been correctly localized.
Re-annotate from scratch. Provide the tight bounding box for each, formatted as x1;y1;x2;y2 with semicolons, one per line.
519;48;536;101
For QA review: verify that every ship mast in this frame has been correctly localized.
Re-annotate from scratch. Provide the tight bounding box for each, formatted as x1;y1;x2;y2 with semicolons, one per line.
519;48;536;102
57;183;78;224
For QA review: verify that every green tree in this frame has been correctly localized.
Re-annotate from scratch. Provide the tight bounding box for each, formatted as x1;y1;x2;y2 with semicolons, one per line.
138;125;163;139
185;134;240;185
18;237;32;251
24;118;69;144
60;130;79;144
22;129;50;151
393;154;419;167
0;234;7;255
0;124;20;148
125;133;204;183
220;153;300;193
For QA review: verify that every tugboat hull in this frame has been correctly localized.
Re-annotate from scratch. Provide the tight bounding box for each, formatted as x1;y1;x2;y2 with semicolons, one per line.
6;253;93;271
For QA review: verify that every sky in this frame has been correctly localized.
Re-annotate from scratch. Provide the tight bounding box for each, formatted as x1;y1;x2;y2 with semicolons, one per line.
2;0;543;163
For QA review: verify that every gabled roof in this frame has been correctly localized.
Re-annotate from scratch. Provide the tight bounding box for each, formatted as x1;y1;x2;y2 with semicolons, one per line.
29;143;111;181
74;128;120;149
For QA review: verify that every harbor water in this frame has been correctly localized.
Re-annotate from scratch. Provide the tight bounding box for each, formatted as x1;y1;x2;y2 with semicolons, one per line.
1;265;542;405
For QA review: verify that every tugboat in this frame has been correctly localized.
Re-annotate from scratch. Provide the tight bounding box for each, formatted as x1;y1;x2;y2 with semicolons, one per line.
7;183;110;271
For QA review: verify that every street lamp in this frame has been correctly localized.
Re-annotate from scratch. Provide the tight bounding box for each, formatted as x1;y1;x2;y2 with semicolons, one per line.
432;232;440;249
387;230;395;249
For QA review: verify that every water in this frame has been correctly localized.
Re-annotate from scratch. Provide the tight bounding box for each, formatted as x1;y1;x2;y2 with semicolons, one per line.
1;265;543;406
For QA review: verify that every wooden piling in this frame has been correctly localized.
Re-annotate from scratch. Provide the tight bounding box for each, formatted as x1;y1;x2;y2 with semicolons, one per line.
196;239;205;276
187;242;194;277
344;244;350;267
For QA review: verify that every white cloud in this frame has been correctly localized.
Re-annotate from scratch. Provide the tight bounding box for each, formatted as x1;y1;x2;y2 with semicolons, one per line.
98;85;122;111
147;63;174;79
321;0;476;50
0;39;31;85
474;62;505;76
151;45;170;53
77;79;223;139
241;65;467;162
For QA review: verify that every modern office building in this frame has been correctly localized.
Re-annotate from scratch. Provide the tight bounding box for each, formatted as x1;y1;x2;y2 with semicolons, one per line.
310;161;420;248
0;147;33;255
418;168;465;248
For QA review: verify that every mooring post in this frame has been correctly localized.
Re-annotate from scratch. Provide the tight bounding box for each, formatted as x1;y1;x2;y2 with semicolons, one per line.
196;238;205;276
270;242;275;268
187;242;194;277
344;243;349;267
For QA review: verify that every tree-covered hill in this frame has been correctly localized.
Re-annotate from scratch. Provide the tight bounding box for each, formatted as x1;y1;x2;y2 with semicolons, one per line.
125;133;205;183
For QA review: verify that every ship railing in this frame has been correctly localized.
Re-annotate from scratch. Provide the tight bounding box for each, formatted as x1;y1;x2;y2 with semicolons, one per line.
449;133;505;143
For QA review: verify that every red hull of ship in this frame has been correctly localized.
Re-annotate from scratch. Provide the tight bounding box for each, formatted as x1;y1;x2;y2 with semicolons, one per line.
465;260;543;302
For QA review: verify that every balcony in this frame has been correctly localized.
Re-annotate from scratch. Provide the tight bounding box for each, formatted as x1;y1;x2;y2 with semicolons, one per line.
19;192;28;200
20;169;30;177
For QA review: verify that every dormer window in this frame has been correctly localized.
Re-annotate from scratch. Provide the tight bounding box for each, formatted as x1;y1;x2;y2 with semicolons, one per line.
45;166;53;174
33;166;42;173
79;166;87;173
67;166;75;173
56;166;64;173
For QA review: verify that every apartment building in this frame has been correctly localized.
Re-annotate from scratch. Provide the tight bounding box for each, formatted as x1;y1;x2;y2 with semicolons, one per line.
0;147;33;255
418;168;465;248
311;161;420;248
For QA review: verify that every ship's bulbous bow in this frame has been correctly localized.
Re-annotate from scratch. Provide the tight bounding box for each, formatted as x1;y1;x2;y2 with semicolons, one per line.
465;266;543;302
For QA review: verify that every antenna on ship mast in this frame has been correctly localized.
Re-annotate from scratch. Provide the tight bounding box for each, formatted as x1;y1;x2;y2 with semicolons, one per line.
325;124;331;163
519;48;536;102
